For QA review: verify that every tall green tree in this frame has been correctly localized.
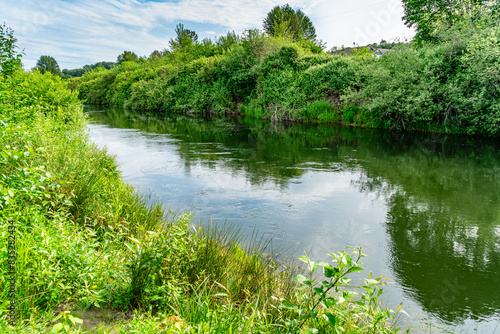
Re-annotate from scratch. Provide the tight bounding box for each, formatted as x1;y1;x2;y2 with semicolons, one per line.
169;23;198;52
0;24;22;76
117;51;139;64
34;55;61;76
263;4;316;42
402;0;494;42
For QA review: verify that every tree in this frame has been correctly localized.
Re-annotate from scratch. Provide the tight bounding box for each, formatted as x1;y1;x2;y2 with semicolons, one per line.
263;4;316;42
169;23;198;52
215;31;241;51
0;24;22;75
117;51;138;64
402;0;492;42
34;55;61;76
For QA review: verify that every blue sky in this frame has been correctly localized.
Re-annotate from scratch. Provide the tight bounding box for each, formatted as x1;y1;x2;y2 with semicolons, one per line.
1;0;414;70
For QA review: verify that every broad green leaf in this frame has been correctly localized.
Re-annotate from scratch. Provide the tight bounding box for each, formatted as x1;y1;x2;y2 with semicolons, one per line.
282;302;298;309
344;253;352;266
324;297;337;308
294;274;313;287
342;290;358;299
68;315;83;324
346;266;364;274
323;312;336;327
313;287;325;297
324;266;335;278
50;323;64;333
294;274;308;282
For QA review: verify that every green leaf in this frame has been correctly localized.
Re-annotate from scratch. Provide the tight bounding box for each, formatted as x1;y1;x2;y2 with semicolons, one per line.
324;266;335;278
342;290;358;300
323;297;337;308
298;255;309;263
282;302;298;309
313;287;325;297
323;312;336;327
346;266;364;274
124;242;135;253
294;274;312;287
364;278;380;286
344;253;352;266
50;323;64;333
68;315;83;324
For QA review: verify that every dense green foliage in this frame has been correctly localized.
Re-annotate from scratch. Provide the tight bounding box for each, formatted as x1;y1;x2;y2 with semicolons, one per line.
62;61;116;78
263;4;317;42
72;34;356;123
169;23;199;52
74;10;500;136
402;0;500;43
0;24;22;76
34;55;62;76
117;51;139;64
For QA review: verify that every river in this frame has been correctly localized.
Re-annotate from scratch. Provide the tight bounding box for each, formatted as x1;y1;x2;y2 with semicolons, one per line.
86;106;500;333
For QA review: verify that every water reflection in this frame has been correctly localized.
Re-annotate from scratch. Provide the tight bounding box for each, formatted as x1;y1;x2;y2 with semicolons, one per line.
352;134;500;324
87;106;500;331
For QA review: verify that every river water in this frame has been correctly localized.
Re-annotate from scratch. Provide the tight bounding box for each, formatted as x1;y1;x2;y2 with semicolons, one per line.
86;106;500;333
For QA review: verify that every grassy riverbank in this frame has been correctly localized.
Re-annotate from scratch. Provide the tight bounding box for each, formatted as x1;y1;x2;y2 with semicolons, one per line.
72;11;500;136
0;30;407;333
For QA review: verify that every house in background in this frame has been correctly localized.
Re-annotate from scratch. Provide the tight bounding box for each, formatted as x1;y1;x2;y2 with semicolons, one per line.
373;48;393;58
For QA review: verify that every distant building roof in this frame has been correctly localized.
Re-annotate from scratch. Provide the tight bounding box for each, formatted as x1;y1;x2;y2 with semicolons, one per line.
373;48;393;57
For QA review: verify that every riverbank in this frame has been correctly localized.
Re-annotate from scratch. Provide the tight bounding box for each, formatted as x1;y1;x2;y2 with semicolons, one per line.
0;52;406;332
71;21;500;137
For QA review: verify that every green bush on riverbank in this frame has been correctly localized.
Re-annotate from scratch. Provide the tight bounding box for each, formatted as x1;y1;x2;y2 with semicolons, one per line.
73;13;500;136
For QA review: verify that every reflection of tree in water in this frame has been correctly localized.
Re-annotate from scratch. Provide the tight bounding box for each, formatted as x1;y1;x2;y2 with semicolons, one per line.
353;142;500;323
387;191;500;323
87;106;364;187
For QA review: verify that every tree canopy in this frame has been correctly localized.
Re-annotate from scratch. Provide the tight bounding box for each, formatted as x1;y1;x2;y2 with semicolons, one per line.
169;23;199;52
402;0;496;42
263;4;317;42
117;51;139;64
0;24;22;75
34;55;61;76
